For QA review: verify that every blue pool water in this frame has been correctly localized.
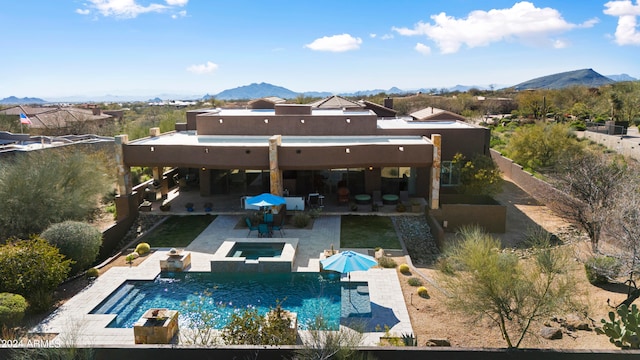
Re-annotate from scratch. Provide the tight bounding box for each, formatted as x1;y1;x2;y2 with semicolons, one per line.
90;272;369;330
227;242;284;259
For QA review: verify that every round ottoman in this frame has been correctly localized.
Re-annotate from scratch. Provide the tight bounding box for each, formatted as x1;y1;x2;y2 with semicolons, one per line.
354;194;371;204
382;194;399;205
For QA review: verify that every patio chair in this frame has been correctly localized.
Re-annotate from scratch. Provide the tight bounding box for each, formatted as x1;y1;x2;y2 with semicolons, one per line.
399;190;409;203
307;193;320;209
258;223;272;238
372;190;383;208
245;218;259;237
338;187;350;204
264;213;274;225
271;216;285;237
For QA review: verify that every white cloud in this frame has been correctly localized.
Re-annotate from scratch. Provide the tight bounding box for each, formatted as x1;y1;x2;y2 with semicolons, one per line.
166;0;188;5
172;10;187;19
186;61;219;75
381;34;394;40
553;39;569;48
415;43;431;55
392;1;585;53
370;33;377;38
304;34;362;52
604;0;640;45
78;0;189;19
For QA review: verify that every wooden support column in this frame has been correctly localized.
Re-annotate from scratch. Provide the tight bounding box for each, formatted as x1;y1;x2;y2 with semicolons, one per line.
269;135;283;196
429;134;441;210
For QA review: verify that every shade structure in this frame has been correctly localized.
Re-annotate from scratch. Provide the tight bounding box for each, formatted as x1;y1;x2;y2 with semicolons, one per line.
246;193;286;208
320;250;377;274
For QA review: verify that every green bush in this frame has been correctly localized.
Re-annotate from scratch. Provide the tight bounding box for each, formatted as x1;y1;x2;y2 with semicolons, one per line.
0;238;71;312
407;277;423;287
585;255;621;285
0;293;28;327
292;213;310;228
135;242;151;255
41;221;102;275
398;263;410;274
86;267;99;278
378;256;397;268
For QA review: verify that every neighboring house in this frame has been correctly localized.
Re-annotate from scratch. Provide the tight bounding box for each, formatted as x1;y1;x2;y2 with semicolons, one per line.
248;97;286;109
0;131;113;155
410;107;467;122
0;105;115;136
113;95;489;220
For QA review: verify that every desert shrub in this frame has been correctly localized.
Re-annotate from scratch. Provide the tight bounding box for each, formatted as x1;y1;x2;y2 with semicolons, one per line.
292;213;310;228
0;237;71;311
221;303;295;346
398;263;410;274
41;221;102;275
86;268;99;278
135;242;151;255
435;256;455;275
378;256;397;268
0;293;28;327
585;255;621;285
407;277;423;287
417;286;429;298
125;252;139;264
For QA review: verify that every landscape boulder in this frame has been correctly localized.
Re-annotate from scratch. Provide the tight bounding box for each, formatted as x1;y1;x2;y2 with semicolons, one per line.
540;326;563;340
425;338;451;346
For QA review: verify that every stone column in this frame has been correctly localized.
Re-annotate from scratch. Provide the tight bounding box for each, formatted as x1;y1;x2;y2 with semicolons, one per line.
429;134;441;210
149;127;161;137
269;135;283;196
115;134;132;196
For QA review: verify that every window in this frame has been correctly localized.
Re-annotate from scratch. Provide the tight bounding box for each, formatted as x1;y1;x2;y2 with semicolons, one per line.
441;161;460;186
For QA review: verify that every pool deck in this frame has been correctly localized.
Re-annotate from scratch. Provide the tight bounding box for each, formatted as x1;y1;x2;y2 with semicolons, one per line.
32;215;412;346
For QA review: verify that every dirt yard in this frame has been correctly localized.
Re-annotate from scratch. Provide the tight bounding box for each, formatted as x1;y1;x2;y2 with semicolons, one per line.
394;178;628;349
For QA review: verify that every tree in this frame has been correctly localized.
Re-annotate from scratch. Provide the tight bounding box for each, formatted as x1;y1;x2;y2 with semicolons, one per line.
504;122;583;172
0;237;71;311
0;148;112;240
551;151;628;252
41;221;102;275
451;153;503;197
439;226;575;348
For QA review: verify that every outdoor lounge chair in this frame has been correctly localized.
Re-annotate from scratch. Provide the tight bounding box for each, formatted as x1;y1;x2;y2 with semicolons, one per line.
338;187;350;204
245;218;259;237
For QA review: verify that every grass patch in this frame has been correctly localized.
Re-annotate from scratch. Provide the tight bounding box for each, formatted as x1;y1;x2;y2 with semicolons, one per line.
340;215;401;249
145;215;216;247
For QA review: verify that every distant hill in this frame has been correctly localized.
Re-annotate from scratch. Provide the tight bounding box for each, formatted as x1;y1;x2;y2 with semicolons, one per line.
512;69;615;90
212;82;300;100
606;73;637;82
0;96;46;105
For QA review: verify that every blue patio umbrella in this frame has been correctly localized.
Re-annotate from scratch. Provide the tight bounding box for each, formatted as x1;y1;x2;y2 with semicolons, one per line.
246;193;286;208
320;250;378;274
321;250;377;300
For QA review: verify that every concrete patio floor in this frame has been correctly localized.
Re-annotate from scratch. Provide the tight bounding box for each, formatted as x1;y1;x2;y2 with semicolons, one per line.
32;215;412;346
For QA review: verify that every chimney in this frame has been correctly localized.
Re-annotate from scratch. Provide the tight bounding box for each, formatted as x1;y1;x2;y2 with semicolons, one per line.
383;97;393;109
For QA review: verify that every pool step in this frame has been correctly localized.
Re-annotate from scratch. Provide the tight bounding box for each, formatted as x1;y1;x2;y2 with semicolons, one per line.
91;283;140;314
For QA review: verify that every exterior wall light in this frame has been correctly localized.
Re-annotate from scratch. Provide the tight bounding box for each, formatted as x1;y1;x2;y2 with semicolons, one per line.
264;118;269;124
219;119;223;123
345;148;350;153
398;146;404;151
201;167;206;171
205;148;209;153
346;118;351;123
368;166;373;171
150;146;154;152
300;119;305;124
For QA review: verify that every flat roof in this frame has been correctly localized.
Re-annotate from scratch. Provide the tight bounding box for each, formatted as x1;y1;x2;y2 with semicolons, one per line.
377;119;477;129
193;108;374;116
131;133;432;147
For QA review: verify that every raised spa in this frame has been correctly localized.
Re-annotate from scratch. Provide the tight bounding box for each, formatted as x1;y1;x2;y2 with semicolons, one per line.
227;242;284;259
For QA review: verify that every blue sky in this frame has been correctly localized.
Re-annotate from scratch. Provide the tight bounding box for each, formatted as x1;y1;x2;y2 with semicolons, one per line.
2;0;640;99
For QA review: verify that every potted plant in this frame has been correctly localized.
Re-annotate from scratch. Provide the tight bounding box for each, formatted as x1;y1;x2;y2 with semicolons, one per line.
185;202;194;212
350;202;358;211
411;200;422;213
396;203;406;212
204;202;213;212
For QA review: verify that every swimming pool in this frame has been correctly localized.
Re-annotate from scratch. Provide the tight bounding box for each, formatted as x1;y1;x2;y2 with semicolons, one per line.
227;242;284;259
90;272;369;330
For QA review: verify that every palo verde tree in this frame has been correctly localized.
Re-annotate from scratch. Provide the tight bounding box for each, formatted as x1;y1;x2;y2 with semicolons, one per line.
551;151;628;252
0;148;112;240
439;226;576;348
451;153;503;197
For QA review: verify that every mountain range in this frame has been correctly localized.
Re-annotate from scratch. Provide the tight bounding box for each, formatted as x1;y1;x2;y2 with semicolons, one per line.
1;69;637;104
